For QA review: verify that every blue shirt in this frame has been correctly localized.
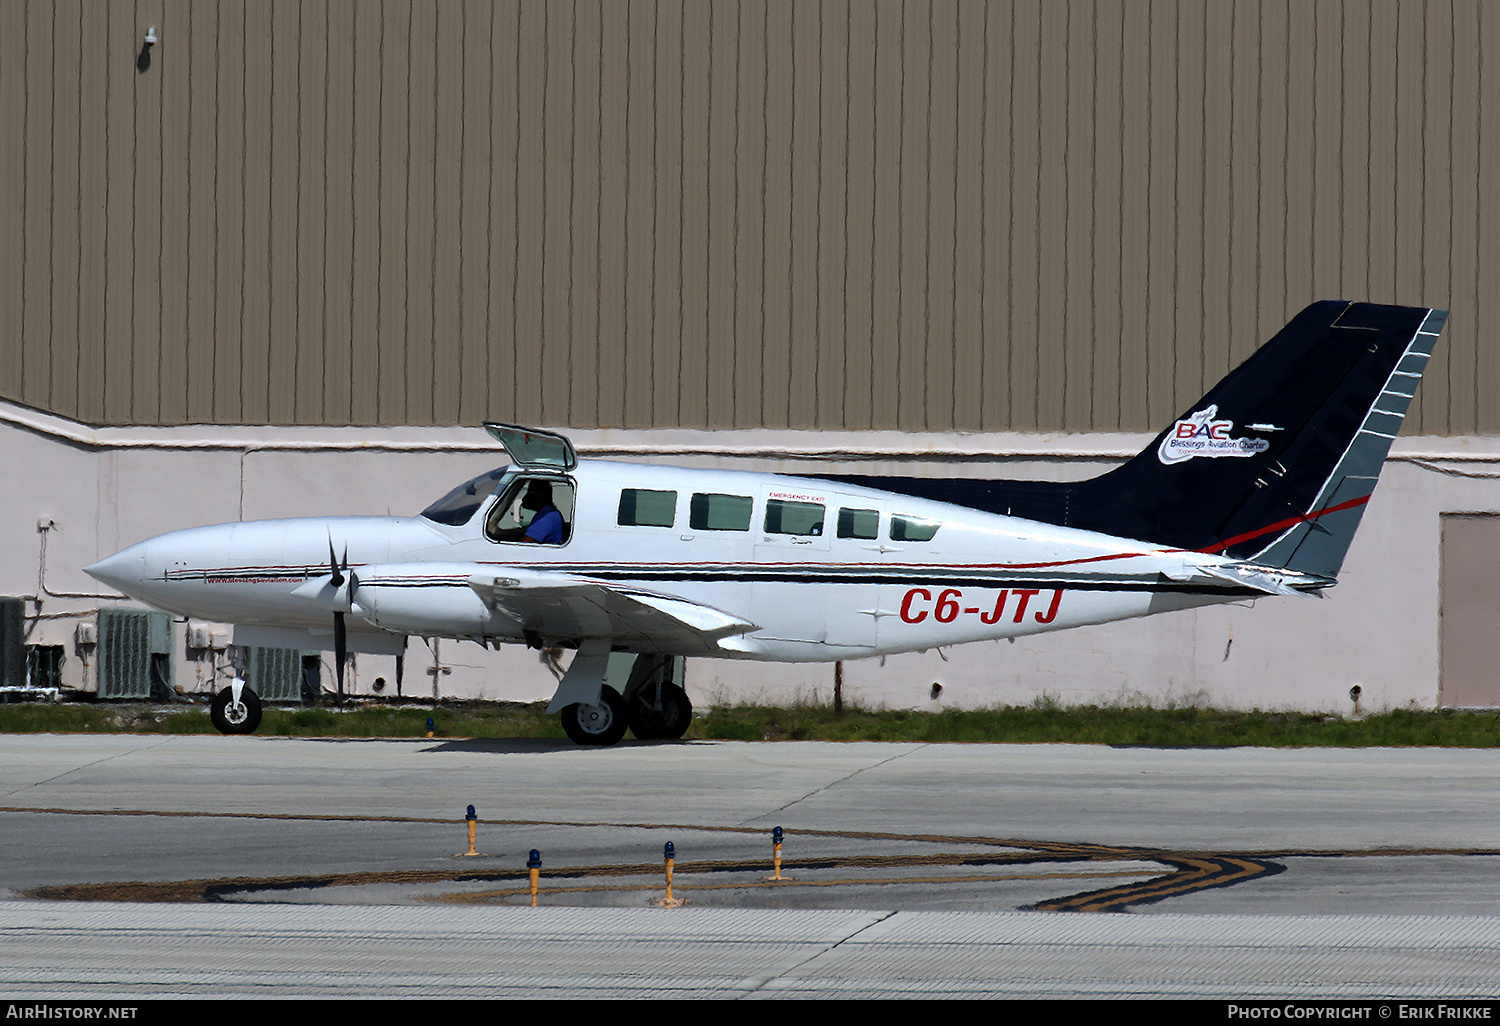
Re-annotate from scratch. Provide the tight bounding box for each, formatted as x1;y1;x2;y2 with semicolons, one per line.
526;505;564;544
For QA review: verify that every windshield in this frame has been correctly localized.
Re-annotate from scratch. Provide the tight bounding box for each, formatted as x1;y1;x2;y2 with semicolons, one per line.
420;466;512;526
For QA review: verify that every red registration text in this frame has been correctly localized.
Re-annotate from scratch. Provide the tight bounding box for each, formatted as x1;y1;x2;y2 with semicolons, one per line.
899;587;1064;625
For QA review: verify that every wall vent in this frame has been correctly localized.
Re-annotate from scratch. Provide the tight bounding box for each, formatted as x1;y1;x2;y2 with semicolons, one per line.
98;608;172;699
245;647;307;703
0;599;25;690
26;646;64;690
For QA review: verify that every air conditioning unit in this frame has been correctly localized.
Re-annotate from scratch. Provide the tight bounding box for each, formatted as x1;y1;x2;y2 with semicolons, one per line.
98;608;172;699
0;599;23;689
186;623;214;650
245;646;305;702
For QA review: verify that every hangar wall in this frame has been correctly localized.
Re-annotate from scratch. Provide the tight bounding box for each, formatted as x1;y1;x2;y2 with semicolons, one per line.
2;0;1497;435
4;2;1498;712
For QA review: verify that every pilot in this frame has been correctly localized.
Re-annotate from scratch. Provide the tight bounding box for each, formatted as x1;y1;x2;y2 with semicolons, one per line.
518;481;565;544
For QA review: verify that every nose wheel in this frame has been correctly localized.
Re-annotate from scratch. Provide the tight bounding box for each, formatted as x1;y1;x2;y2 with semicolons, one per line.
210;684;263;735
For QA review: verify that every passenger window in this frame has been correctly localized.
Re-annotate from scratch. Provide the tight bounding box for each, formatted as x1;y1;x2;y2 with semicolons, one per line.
837;508;880;540
765;499;825;537
689;493;753;531
890;514;940;542
618;488;677;527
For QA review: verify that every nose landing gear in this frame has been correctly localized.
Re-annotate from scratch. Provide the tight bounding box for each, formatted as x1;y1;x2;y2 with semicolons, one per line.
210;680;263;735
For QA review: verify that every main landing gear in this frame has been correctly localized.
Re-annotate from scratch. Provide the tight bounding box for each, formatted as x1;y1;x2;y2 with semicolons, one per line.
557;654;692;746
626;681;692;740
559;687;628;746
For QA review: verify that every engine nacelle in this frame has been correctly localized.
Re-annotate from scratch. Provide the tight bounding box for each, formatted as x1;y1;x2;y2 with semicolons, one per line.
352;563;497;636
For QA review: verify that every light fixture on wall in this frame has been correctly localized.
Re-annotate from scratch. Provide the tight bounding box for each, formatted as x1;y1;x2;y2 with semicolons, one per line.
138;26;157;73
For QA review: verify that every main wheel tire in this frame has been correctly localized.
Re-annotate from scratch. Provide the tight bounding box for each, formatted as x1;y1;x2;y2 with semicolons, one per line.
560;688;629;746
628;683;693;740
210;685;262;735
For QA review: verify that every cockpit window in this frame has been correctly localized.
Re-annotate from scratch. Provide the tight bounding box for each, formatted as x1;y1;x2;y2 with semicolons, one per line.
485;476;576;545
420;467;512;526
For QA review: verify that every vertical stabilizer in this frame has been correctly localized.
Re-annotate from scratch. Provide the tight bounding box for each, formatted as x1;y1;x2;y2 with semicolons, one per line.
1065;301;1445;578
818;302;1446;580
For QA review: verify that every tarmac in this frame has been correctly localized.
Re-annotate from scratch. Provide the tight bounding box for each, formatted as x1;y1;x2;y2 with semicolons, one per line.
3;733;1499;998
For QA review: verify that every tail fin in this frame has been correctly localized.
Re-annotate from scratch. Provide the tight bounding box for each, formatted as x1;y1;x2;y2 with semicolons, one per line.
1078;301;1444;576
820;301;1445;579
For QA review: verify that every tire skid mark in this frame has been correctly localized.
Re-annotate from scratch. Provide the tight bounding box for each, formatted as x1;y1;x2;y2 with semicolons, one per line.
1031;855;1286;913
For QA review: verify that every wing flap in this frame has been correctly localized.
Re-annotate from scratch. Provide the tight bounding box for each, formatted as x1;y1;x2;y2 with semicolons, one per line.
467;573;757;652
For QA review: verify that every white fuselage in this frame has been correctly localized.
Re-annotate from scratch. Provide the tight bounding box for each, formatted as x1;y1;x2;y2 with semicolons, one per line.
88;459;1252;662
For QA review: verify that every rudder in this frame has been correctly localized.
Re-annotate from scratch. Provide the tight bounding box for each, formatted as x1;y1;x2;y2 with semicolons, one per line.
1245;305;1445;575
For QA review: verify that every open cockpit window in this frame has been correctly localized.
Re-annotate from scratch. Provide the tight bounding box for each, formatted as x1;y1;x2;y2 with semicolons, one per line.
482;423;578;471
485;475;577;545
420;467;512;527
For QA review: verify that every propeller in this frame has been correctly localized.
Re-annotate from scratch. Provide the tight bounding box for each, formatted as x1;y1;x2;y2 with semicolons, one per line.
326;540;360;707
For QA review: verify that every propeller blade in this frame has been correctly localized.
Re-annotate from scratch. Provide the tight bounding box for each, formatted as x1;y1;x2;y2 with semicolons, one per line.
340;545;359;602
333;610;347;707
329;541;356;706
328;539;345;588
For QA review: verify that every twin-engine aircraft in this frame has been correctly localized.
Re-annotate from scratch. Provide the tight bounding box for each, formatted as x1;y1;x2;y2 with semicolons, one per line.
86;301;1445;743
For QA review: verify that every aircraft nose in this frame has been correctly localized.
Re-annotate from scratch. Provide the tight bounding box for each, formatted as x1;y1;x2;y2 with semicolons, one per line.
84;542;150;596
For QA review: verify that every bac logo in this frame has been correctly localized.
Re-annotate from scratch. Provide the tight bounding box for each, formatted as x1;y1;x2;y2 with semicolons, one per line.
1158;405;1270;465
1176;418;1233;439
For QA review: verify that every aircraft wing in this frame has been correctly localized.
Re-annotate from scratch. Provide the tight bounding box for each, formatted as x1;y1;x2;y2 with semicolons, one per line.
467;571;759;653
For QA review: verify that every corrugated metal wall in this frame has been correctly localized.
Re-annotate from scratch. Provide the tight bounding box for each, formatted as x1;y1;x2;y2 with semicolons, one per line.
2;1;1496;434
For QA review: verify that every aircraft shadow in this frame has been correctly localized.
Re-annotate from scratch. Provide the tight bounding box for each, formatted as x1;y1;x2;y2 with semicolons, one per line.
419;736;714;755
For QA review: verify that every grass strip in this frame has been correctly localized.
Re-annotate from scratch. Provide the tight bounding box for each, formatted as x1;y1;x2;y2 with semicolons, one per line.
2;699;1498;747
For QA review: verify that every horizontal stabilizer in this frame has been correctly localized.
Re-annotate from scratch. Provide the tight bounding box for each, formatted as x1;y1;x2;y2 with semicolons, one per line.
1176;562;1331;597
